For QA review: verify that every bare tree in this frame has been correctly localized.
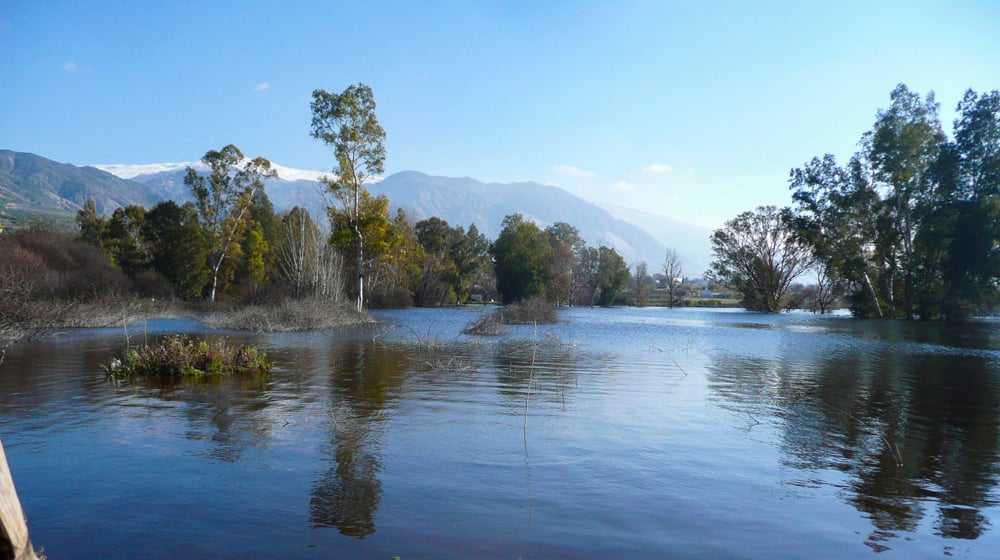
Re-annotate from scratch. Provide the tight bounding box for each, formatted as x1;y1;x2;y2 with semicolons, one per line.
811;264;842;314
708;206;814;312
275;207;346;301
0;238;70;365
662;249;683;308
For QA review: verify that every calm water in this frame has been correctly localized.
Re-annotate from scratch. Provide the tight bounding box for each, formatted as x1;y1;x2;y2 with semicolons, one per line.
2;307;1000;559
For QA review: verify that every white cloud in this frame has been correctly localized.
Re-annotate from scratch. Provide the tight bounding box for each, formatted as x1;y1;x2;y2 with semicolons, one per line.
553;164;595;178
254;82;270;92
642;163;673;173
63;61;78;72
612;181;637;192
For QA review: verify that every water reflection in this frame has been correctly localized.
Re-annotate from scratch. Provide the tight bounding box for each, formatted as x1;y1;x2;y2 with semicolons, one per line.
707;322;1000;551
6;311;1000;558
493;337;580;406
309;339;407;538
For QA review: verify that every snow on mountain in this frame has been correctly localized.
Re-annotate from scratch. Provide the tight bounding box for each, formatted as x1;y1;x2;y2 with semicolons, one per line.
93;162;200;179
94;161;327;183
89;159;710;270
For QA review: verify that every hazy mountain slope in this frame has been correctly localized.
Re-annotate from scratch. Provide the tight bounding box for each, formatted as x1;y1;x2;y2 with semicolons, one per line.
601;202;714;276
131;168;670;265
124;168;195;204
0;150;161;216
370;171;668;265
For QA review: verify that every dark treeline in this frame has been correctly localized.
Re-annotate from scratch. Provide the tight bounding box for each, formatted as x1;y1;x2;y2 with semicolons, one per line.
65;196;633;309
710;84;1000;319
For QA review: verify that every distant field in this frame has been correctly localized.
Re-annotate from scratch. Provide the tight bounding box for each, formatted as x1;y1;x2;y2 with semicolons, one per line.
682;297;740;307
0;206;74;231
641;290;740;308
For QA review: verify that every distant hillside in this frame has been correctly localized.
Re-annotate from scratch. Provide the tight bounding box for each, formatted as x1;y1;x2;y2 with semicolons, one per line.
371;171;669;265
131;168;672;265
601;202;714;276
3;151;704;269
0;150;162;224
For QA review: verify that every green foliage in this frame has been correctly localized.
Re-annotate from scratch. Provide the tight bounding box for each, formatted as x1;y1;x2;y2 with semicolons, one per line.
104;334;272;378
102;205;150;275
311;83;387;311
491;214;553;304
244;226;269;284
143;201;211;300
184;144;276;303
412;217;491;306
76;198;106;249
594;246;630;306
789;84;1000;319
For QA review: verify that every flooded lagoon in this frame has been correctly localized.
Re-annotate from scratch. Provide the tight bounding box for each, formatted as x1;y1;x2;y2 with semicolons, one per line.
2;307;999;559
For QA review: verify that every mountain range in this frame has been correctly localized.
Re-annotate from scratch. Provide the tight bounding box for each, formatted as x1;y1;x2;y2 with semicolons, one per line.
0;149;712;274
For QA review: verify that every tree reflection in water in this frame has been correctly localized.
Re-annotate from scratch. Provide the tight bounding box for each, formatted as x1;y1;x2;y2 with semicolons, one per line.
310;339;407;538
707;337;1000;552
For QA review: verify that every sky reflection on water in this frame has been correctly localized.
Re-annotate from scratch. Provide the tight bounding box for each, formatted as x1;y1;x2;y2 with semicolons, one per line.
1;308;999;559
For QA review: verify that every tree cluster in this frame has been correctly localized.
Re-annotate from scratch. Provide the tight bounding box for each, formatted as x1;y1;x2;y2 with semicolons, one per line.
708;205;813;312
491;213;631;306
23;83;646;312
787;85;1000;319
709;85;1000;319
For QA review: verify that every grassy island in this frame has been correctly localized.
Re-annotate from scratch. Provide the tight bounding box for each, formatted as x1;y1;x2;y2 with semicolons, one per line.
105;334;272;379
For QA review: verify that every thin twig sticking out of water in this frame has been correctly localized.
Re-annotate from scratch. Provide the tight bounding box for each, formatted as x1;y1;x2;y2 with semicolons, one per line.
648;346;689;381
522;322;538;524
122;315;131;349
523;322;537;453
822;403;904;467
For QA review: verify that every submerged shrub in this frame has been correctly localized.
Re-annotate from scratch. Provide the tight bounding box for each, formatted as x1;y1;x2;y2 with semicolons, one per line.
462;298;557;336
200;298;372;332
105;334;272;378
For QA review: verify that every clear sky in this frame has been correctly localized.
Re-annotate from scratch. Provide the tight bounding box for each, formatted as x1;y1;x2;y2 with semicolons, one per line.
2;1;998;229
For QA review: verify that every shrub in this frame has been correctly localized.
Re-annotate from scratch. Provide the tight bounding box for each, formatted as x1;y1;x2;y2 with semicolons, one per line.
499;297;557;324
462;298;557;336
104;334;272;378
8;229;131;300
200;298;372;332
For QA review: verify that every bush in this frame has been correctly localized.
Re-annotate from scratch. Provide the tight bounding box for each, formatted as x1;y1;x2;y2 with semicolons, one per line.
499;297;557;324
462;298;557;336
104;334;271;378
7;229;131;300
131;270;175;299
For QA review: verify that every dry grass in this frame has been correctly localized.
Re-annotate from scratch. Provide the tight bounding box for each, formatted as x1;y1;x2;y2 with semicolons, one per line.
200;298;373;332
57;297;186;328
462;298;558;336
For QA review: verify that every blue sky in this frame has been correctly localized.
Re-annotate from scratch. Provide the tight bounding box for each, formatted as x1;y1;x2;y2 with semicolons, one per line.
2;1;998;229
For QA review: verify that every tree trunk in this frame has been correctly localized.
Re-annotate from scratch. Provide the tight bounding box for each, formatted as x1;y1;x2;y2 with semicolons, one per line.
863;272;883;318
1;441;40;560
354;184;364;313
